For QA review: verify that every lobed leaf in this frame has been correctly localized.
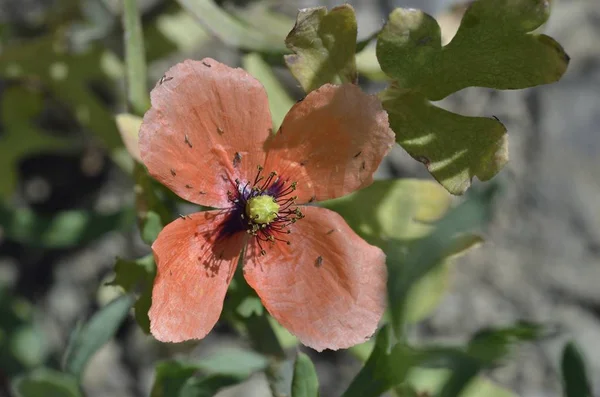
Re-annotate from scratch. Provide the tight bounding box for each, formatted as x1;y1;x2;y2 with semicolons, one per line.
108;254;156;333
376;0;569;194
377;2;568;100
285;5;358;93
380;87;508;195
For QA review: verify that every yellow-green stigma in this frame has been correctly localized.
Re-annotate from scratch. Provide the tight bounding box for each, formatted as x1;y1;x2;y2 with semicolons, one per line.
246;195;279;224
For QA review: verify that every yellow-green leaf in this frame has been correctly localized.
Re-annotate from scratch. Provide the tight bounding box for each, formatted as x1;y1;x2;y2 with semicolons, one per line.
285;5;358;93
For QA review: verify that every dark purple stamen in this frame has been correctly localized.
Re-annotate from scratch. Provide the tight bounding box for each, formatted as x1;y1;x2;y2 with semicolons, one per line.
216;166;303;251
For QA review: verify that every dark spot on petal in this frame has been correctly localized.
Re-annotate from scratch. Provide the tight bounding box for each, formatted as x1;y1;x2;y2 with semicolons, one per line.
184;134;193;148
194;232;199;237
202;61;211;67
199;191;206;195
159;75;173;85
300;160;307;166
268;127;274;134
233;152;242;168
170;169;176;176
308;195;316;203
185;184;192;189
353;151;362;158
360;161;366;170
217;127;224;135
326;229;335;235
315;256;323;267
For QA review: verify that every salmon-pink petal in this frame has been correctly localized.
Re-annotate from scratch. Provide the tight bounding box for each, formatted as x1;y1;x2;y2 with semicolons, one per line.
243;206;386;351
139;58;273;208
149;210;246;342
263;84;394;204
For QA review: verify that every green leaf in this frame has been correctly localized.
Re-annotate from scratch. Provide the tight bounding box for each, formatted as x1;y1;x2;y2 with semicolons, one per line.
380;88;508;195
175;0;287;53
292;352;319;397
133;162;171;245
108;255;155;292
0;203;135;249
151;360;202;397
0;35;123;150
466;322;543;363
342;326;416;397
561;342;592;397
242;53;295;130
12;368;82;397
108;254;156;333
408;368;517;397
122;0;150;115
436;322;543;397
0;86;71;198
377;1;568;194
386;183;497;338
377;2;568;100
134;282;153;334
62;294;135;380
322;179;479;325
285;5;358;93
178;374;241;397
195;347;269;378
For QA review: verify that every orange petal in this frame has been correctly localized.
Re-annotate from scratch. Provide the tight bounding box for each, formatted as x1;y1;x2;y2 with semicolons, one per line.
139;58;273;208
243;206;386;351
263;84;394;203
149;210;246;342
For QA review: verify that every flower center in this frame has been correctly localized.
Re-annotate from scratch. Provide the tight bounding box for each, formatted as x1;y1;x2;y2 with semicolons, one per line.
245;195;279;224
224;165;304;255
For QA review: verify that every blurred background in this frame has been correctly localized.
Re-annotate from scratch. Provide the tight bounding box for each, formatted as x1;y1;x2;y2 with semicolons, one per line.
0;0;598;396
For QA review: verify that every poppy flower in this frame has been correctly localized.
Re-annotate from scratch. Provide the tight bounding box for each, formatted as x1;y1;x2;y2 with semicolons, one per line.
139;58;395;351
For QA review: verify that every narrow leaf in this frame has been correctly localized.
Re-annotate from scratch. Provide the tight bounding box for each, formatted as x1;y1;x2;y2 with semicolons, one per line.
0;204;134;249
561;342;592;397
12;369;82;397
63;294;135;379
123;0;150;115
179;375;242;397
292;352;319;397
285;5;358;92
242;53;294;129
176;0;287;53
386;183;497;339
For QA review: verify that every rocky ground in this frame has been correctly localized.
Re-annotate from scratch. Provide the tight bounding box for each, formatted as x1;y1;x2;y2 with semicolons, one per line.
1;0;598;396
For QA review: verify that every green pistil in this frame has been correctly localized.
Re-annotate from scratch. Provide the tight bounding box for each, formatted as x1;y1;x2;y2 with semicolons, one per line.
246;195;279;224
